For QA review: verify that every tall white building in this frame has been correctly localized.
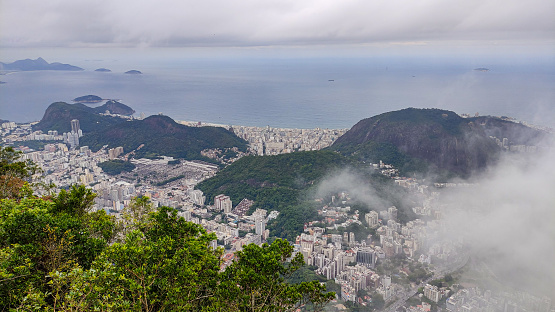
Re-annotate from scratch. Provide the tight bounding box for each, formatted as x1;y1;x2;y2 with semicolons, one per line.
365;210;379;228
388;206;398;221
356;247;376;268
214;194;232;213
424;284;442;303
71;119;80;134
188;190;206;206
255;218;266;235
64;132;79;149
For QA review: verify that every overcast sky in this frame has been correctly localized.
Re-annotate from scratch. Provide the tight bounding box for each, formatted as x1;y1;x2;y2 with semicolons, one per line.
1;0;554;51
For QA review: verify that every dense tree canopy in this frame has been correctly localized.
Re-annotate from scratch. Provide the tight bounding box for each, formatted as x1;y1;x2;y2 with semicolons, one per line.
0;183;335;311
98;159;136;175
0;146;39;199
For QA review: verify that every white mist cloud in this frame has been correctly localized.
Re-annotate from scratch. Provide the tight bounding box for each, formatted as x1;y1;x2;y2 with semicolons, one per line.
314;168;390;211
312;140;555;298
439;147;555;297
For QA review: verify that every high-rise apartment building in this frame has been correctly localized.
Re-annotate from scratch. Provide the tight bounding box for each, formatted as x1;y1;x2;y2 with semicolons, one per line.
365;210;379;228
214;194;232;213
255;218;266;235
71;119;80;133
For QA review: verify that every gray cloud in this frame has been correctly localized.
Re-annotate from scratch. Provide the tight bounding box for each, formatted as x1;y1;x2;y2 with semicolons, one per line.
313;168;391;211
438;147;555;298
1;0;553;48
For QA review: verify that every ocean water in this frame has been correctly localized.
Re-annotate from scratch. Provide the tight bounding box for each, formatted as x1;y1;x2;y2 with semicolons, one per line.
1;56;554;129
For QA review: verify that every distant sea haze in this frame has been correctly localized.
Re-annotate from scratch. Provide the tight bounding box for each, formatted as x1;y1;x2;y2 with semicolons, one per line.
1;56;554;129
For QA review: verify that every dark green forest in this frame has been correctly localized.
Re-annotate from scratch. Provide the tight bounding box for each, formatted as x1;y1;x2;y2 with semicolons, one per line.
98;159;136;175
80;115;248;161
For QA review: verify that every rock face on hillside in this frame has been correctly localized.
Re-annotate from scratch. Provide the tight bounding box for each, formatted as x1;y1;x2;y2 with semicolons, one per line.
331;108;524;177
95;100;135;116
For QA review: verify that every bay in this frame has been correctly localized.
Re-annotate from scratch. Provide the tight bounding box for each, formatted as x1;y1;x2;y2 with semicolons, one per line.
1;56;554;129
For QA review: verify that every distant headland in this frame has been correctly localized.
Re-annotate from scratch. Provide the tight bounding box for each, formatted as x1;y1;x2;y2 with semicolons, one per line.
0;57;83;71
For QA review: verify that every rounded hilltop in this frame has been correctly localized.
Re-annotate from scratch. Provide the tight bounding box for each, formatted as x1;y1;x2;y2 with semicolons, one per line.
125;70;142;75
73;95;103;103
95;68;111;72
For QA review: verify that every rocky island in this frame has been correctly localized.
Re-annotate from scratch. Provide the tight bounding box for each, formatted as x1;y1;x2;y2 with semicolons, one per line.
73;95;103;103
125;70;142;75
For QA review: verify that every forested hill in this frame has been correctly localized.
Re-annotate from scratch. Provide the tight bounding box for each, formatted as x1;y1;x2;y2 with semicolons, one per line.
330;108;504;177
73;95;103;103
80;115;248;160
197;150;349;208
196;150;418;240
93;100;135;116
34;102;125;133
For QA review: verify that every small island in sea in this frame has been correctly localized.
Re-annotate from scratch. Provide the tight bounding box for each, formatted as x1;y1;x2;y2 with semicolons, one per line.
474;68;489;72
125;70;142;75
73;95;103;103
95;68;112;72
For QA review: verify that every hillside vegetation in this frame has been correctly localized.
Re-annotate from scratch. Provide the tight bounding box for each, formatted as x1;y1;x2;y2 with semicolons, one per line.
33;103;246;162
196;150;419;240
80;115;248;161
197;150;349;208
98;159;136;175
0;191;333;311
73;95;102;103
34;102;125;133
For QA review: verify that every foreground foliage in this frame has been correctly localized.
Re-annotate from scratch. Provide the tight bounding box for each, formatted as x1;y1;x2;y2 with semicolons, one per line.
0;186;334;311
0;146;40;199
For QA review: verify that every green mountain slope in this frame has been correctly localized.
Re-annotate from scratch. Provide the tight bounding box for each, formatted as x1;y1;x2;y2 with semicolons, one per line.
34;102;125;133
80;115;248;160
197;150;349;209
73;95;103;103
196;150;418;240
